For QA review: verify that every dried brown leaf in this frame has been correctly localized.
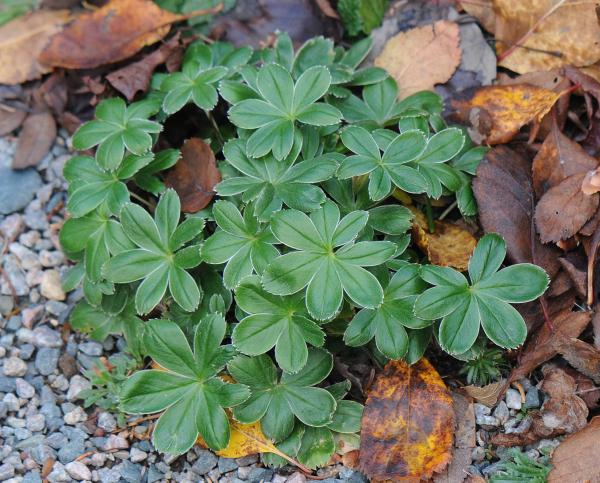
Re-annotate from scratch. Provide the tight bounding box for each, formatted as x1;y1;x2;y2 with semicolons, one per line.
359;358;454;480
535;173;599;243
39;0;206;69
0;9;70;85
554;337;600;384
165;138;220;213
374;20;461;99
106;34;184;101
12;112;56;170
532;123;598;198
472;146;560;277
549;416;600;482
409;207;476;271
463;381;504;408
494;0;600;74
509;309;592;382
0;108;26;136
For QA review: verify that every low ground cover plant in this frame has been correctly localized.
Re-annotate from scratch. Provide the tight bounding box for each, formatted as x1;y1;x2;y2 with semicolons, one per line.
60;33;549;466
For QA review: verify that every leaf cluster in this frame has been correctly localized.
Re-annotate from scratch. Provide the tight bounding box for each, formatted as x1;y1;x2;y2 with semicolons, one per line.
61;33;548;463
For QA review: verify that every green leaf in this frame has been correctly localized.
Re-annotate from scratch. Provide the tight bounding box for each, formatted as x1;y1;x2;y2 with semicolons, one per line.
297;426;336;469
476;265;549;303
121;318;248;454
293;66;331;112
468;233;506;284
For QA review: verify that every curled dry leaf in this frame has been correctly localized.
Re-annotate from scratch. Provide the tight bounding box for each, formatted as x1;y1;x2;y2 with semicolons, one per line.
534;173;599;243
532;122;598;198
374;20;461;99
582;168;600;196
359;358;454;481
548;416;600;483
509;309;591;382
0;108;26;136
409;206;477;272
0;9;70;85
453;84;562;144
106;34;184;101
554;337;600;384
463;380;504;408
39;0;213;69
472;146;560;277
13;112;57;170
165;138;221;213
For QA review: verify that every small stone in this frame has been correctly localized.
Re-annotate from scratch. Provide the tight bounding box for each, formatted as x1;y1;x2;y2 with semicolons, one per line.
118;460;142;482
0;167;42;215
15;378;35;398
248;467;274;482
286;472;307;483
57;353;77;378
26;414;45;432
48;462;71;482
471;446;486;462
0;377;17;394
35;348;60;376
19;343;35;360
90;452;107;467
192;450;218;475
45;432;68;449
39;250;65;268
78;341;103;356
22;471;42;483
66;375;91;401
506;415;533;434
474;403;491;421
147;466;164;483
238;467;253;479
97;468;122;483
58;440;85;464
0;214;24;240
32;325;62;348
97;411;117;432
505;389;522;410
65;461;91;481
218;457;238;473
63;406;87;425
29;444;56;465
493;401;509;424
45;301;68;317
524;387;541;409
129;447;147;463
0;463;15;481
40;270;65;301
0;295;14;316
1;255;29;295
104;434;129;450
3;393;20;412
235;455;258;466
3;357;27;377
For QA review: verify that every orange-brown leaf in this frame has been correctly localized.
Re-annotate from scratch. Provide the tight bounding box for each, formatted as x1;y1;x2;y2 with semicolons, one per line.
456;84;562;144
374;20;461;99
410;207;476;271
548;416;600;482
40;0;190;69
0;9;70;85
165;138;221;213
359;358;455;480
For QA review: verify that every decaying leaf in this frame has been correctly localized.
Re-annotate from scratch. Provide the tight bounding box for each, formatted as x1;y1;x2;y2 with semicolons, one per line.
106;34;184;101
582;168;600;196
463;380;504;408
39;0;213;69
359;358;454;480
538;365;588;435
374;20;461;99
409;207;477;271
473;146;560;277
532;122;598;198
554;337;600;384
434;392;476;483
0;9;70;85
548;416;600;482
510;309;592;382
495;0;600;74
0;108;26;136
534;173;599;243
165;138;221;213
12;112;56;170
454;84;562;144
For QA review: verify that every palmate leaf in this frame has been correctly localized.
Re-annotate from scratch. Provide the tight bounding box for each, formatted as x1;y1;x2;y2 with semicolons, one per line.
232;276;325;373
344;262;430;359
228;64;342;160
120;317;249;454
216;138;340;221
200;200;279;289
414;233;549;354
103;190;204;314
72;98;161;171
262;201;396;320
227;349;336;442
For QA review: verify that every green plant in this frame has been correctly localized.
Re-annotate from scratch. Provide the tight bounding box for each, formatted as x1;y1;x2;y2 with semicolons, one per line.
61;33;549;466
489;448;552;482
456;340;508;386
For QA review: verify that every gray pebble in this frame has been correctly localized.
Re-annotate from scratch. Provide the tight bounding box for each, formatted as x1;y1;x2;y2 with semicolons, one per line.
19;344;35;360
0;376;17;393
16;378;35;398
493;401;509;425
118;460;142;482
31;326;62;348
58;439;85;464
26;414;45;433
192;450;218;475
218;457;239;474
78;341;103;356
505;388;522;410
35;348;60;375
65;461;91;481
97;412;117;432
22;471;42;483
525;387;541;408
66;375;90;401
147;465;164;483
0;167;42;215
0;463;15;481
3;357;27;377
45;432;68;449
248;467;274;482
29;444;56;465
